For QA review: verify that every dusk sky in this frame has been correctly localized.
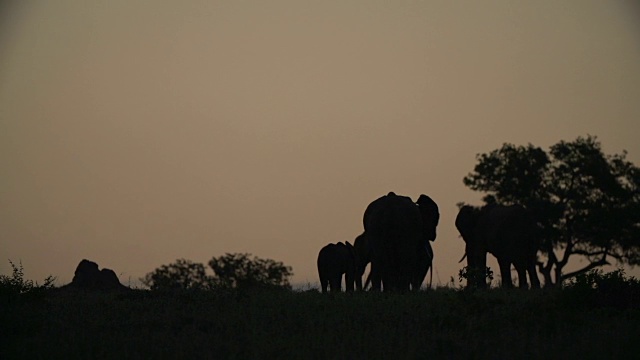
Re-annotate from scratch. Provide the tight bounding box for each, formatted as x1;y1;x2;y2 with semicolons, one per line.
2;0;639;287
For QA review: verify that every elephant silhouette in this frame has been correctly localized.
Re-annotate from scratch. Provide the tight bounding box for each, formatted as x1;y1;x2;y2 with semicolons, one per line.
363;192;439;292
317;242;357;293
455;204;541;289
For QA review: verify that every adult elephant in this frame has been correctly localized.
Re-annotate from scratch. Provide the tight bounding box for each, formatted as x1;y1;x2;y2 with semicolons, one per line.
455;204;541;289
363;192;439;292
317;241;357;293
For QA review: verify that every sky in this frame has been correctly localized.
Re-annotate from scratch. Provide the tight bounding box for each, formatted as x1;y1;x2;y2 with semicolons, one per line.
1;0;639;287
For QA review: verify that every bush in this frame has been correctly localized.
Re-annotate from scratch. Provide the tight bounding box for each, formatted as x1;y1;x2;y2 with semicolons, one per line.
458;266;494;288
142;253;294;291
0;260;56;297
208;253;293;289
141;259;212;291
564;269;640;308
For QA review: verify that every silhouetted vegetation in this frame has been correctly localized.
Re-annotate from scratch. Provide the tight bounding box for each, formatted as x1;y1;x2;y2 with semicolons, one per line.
209;253;293;289
141;259;212;290
464;136;640;286
564;268;640;309
142;253;293;290
0;260;55;298
2;264;640;359
458;265;494;286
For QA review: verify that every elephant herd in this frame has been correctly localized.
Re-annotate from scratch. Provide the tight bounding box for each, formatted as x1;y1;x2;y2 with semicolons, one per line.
317;192;541;293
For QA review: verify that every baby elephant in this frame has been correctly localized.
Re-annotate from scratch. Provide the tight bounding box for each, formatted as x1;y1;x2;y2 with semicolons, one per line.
317;242;357;293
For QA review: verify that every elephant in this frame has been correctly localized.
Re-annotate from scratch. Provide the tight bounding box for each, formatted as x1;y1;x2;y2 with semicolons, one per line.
455;204;541;289
362;192;440;292
353;232;370;291
317;241;357;293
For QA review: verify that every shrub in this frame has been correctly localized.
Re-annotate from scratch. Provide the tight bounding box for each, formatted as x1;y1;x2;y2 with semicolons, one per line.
0;260;56;297
458;266;494;288
141;259;213;291
564;269;640;308
208;253;293;289
142;254;294;291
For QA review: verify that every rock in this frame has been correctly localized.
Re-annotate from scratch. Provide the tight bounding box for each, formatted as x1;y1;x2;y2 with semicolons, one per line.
64;259;130;291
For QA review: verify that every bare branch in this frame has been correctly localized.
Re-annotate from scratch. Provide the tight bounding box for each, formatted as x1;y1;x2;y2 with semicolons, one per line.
571;249;623;261
558;237;575;269
560;256;610;282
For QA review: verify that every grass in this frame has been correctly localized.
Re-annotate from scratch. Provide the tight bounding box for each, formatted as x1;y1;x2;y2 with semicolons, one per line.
1;285;639;359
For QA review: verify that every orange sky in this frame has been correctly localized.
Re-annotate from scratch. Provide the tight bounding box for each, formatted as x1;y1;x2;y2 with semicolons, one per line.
1;0;639;287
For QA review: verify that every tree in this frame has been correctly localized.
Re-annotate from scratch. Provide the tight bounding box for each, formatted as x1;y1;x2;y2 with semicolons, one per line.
142;254;294;290
463;136;640;287
141;259;211;290
208;253;293;289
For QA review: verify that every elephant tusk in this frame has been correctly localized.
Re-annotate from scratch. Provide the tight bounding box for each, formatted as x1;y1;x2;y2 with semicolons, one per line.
458;253;467;263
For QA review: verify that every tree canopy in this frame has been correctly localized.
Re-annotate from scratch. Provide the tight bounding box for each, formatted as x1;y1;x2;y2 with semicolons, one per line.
142;253;293;291
141;259;211;291
463;136;640;286
208;253;293;289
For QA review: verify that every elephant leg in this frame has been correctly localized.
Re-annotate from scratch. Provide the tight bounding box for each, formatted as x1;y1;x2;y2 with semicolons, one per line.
527;264;541;289
414;265;432;291
355;272;363;291
411;262;429;291
356;261;370;291
345;272;355;292
515;265;528;288
497;259;513;288
381;274;392;292
469;252;488;289
329;276;342;292
370;264;382;292
363;270;372;290
319;272;328;293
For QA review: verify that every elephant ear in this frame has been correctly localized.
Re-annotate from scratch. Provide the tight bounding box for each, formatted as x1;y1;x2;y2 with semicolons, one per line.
417;194;440;241
455;205;479;242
